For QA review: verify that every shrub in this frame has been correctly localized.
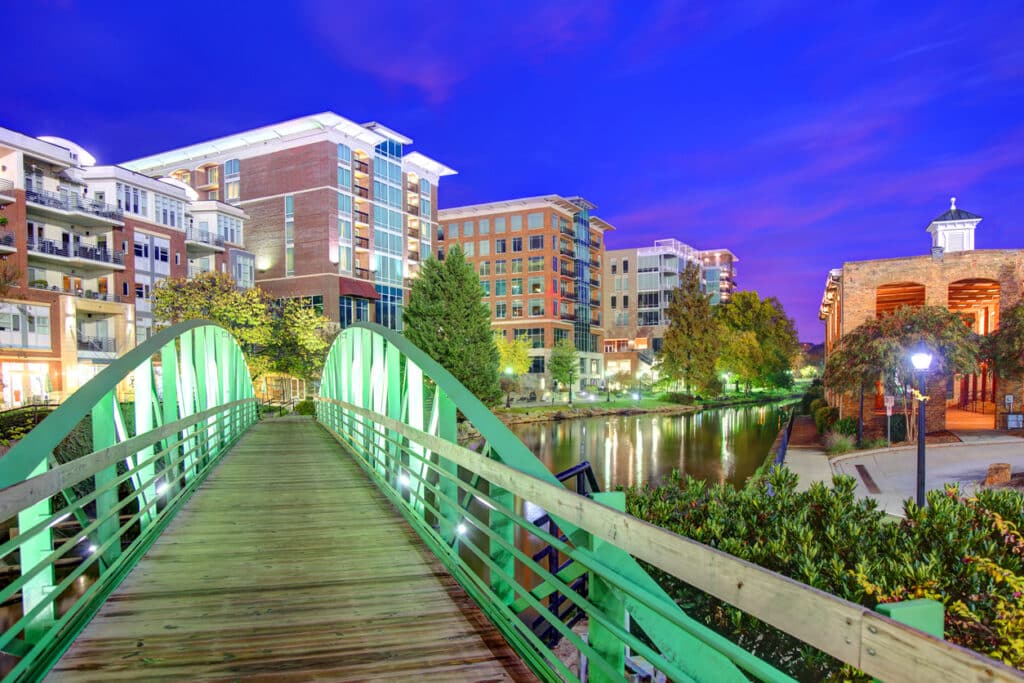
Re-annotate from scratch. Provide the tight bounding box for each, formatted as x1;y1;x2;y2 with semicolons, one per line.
293;398;316;415
807;397;827;416
663;392;695;405
626;471;1024;678
823;431;855;454
888;413;908;442
813;405;838;433
861;437;888;450
833;416;857;436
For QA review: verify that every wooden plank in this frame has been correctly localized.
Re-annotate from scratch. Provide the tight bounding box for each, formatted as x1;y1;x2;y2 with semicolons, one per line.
327;398;1024;683
47;418;535;682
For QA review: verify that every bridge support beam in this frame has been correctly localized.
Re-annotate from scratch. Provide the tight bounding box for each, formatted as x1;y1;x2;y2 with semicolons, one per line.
18;459;54;644
588;491;627;682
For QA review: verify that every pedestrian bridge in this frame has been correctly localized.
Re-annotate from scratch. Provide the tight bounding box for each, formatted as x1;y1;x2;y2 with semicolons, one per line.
0;322;1016;682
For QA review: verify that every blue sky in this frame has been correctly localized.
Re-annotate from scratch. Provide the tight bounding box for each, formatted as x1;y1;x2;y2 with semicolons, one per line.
4;1;1023;341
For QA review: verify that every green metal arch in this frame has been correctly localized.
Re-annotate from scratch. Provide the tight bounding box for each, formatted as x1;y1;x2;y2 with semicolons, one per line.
0;320;251;488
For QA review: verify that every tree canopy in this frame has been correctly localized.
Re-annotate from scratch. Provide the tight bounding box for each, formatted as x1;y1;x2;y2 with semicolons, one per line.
548;339;580;404
496;334;531;377
659;263;718;392
715;291;799;392
402;245;502;406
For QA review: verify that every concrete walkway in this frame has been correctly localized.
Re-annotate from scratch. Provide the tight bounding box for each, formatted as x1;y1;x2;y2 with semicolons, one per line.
783;446;834;492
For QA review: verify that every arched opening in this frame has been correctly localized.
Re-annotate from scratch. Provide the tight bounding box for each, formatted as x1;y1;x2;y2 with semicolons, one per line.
946;278;1000;431
875;282;925;317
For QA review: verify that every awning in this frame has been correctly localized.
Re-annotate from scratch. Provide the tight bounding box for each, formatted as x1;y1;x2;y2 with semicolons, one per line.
339;277;379;300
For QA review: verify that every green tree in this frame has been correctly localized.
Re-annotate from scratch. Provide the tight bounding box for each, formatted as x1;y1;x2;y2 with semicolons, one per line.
152;272;273;377
548;339;580;404
659;263;718;392
496;333;531;407
986;300;1024;393
716;291;799;392
403;245;501;406
825;317;889;444
265;300;334;380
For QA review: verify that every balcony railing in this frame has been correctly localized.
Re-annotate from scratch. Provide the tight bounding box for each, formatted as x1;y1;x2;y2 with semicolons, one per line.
353;159;369;174
407;205;420;216
559;289;577;301
0;178;13;195
27;239;125;266
408;251;421;262
0;230;15;247
560;225;574;237
353;266;373;280
354;235;370;249
77;336;116;353
407;227;420;240
28;281;123;302
559;245;574;257
560;311;577;321
590;276;599;286
185;227;225;248
591;237;602;248
353;185;369;198
354;210;370;224
560;264;575;277
26;187;123;222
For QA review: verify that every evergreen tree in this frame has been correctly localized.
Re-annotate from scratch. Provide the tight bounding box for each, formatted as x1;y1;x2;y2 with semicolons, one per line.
548;339;580;404
659;263;718;393
403;245;501;406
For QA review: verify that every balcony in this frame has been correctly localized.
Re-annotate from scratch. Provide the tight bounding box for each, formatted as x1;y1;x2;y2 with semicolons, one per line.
560;264;575;278
353;266;373;281
590;276;599;286
408;251;421;263
26;187;124;227
407;205;420;216
27;238;125;271
353;185;369;199
0;229;15;254
29;281;123;302
354;210;370;225
560;224;574;237
353;159;369;174
407;227;420;240
354;235;370;250
591;315;601;326
591;236;602;249
559;289;576;301
0;178;14;204
560;311;577;321
185;227;225;257
77;336;116;353
559;244;574;257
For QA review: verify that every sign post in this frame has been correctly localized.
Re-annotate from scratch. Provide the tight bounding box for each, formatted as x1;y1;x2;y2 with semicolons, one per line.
884;394;895;446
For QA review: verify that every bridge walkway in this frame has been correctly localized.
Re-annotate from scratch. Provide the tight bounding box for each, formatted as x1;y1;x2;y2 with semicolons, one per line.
47;417;534;681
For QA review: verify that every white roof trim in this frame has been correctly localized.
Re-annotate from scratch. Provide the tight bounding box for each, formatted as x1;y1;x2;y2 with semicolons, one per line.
403;151;457;178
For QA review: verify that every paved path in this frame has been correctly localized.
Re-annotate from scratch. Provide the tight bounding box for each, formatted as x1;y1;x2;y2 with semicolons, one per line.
50;418;534;682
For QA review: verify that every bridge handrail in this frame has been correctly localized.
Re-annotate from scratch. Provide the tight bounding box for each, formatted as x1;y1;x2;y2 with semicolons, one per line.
0;321;258;681
319;396;1019;683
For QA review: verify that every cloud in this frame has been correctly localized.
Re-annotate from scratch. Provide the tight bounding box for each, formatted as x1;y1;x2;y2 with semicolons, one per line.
301;0;614;103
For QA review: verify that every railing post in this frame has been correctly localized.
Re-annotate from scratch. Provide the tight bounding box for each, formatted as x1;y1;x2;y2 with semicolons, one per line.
132;357;156;527
92;390;123;569
588;491;628;682
488;478;515;606
18;457;54;643
436;393;459;543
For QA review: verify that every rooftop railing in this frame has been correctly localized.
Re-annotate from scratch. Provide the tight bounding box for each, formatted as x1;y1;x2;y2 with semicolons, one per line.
26;188;123;222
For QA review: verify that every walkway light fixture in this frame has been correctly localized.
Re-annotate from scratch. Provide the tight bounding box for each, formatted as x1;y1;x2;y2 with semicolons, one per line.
910;346;934;507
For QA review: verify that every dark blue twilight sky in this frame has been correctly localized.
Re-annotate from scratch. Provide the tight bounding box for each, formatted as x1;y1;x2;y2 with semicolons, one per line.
5;1;1023;341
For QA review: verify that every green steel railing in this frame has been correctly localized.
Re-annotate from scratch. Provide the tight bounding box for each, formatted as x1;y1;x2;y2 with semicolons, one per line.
0;321;257;681
317;323;1022;683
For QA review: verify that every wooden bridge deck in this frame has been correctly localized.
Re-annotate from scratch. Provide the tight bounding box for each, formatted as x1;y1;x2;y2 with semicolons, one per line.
48;417;535;682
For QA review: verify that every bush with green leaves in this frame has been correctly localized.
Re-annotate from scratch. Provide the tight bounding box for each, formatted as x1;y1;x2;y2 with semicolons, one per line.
807;397;827;416
663;392;695;405
833;415;857;436
813;405;838;433
626;470;1024;678
824;430;855;454
888;413;908;442
293;399;316;415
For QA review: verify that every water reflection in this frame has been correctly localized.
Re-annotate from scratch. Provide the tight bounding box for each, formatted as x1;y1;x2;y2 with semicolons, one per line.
510;403;790;490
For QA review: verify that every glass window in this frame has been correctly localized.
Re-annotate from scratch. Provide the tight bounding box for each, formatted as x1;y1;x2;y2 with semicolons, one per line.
512;237;522;252
206;166;219;184
285;195;294;217
495;259;507;275
622;259;629;273
495;280;507;296
495;302;507;319
495;217;507;233
511;258;523;273
464;242;474;257
529;235;544;250
420;178;430;194
481;281;491;296
479;218;490;235
449;224;459;239
527;212;544;229
495;239;507;254
511;278;523;295
528;356;545;373
479;260;491;276
338;166;352;188
463;221;474;237
554;328;569;344
338;144;352;163
511;215;523;231
528;256;544;272
512;301;524;318
479;240;490;256
225;180;240;201
529;299;544;317
528;276;544;294
225;159;240;176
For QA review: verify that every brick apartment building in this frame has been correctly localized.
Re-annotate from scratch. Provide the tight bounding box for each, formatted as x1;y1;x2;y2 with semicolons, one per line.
819;199;1024;432
124;113;455;331
603;239;739;378
0;127;249;406
438;195;611;395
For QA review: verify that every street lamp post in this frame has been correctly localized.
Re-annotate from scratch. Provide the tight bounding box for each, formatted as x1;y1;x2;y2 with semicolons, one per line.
910;348;933;507
605;371;611;402
504;367;514;408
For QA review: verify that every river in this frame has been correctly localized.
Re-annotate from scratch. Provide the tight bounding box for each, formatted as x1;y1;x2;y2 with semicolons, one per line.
508;402;792;491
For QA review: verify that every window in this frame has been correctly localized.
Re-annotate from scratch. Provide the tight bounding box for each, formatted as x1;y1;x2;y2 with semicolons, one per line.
463;242;474;257
511;278;523;295
207;190;219;200
528;256;544;272
338;166;352;188
206;166;219;185
622;259;629;273
511;301;524;318
495;217;507;233
495;280;507;296
528;276;544;294
511;215;523;231
611;262;617;274
419;178;430;194
512;237;523;252
463;221;474;237
495;239;507;254
337;144;351;163
511;258;523;274
175;252;180;265
516;328;545;348
225;181;240;202
225;159;240;176
284;195;295;276
622;295;629;308
554;328;569;344
552;256;559;272
479;260;491;276
528;356;545;373
529;299;544;317
611;296;617;309
481;281;491;296
495;302;507;319
479;219;490;235
495;259;507;275
479;240;490;256
449;224;459;239
527;212;544;229
529;235;544;250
